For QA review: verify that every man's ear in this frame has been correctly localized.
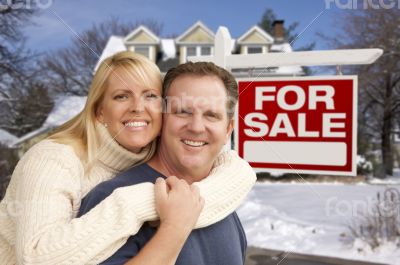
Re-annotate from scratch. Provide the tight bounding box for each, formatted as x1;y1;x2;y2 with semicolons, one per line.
225;118;234;144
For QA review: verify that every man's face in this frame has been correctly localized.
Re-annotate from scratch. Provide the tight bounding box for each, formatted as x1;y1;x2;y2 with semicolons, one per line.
160;74;234;178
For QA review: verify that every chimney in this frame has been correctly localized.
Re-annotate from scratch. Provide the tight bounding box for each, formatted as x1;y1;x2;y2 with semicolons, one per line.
272;20;285;43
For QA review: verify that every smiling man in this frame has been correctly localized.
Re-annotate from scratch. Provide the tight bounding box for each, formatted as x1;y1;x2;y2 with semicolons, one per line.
78;62;248;265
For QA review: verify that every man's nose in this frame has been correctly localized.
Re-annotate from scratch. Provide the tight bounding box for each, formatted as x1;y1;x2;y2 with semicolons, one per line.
187;115;206;133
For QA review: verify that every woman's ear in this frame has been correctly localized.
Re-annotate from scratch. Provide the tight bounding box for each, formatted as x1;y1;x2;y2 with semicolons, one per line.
96;105;104;123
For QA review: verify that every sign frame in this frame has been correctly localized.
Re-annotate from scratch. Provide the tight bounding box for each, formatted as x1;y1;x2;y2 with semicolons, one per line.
234;75;358;176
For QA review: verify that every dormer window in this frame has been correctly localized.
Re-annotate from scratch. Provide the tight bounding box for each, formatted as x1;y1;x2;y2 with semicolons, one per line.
176;21;215;63
247;46;263;54
123;26;160;63
187;46;197;56
201;46;211;55
185;45;213;59
132;46;150;58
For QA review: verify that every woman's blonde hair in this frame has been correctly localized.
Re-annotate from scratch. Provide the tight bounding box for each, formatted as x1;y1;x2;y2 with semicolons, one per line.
48;51;162;169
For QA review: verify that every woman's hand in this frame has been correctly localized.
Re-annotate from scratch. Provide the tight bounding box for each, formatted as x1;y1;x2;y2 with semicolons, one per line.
154;176;204;235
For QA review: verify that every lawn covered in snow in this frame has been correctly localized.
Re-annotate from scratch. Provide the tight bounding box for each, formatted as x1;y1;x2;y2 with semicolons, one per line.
237;181;400;264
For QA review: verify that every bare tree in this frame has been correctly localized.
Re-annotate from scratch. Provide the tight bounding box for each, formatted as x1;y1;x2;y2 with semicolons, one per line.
0;0;35;78
0;1;54;137
40;17;163;95
322;9;400;178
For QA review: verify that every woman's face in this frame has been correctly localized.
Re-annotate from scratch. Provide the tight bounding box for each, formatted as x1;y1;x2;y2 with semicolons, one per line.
97;68;162;153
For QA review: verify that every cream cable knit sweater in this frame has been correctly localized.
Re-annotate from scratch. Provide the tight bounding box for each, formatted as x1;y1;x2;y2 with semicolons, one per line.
0;125;256;265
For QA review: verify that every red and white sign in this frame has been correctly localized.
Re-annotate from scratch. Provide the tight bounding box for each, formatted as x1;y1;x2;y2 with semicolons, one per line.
234;76;358;176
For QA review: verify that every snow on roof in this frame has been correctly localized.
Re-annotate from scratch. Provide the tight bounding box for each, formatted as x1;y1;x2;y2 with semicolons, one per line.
270;43;293;53
44;96;87;127
161;39;176;61
12;96;87;147
0;129;18;147
94;36;127;72
270;43;304;75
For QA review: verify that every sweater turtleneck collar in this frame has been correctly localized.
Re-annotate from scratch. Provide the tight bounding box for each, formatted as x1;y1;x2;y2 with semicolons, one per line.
95;122;153;172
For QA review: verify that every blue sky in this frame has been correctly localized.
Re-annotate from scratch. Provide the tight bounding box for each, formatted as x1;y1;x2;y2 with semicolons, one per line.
24;0;344;53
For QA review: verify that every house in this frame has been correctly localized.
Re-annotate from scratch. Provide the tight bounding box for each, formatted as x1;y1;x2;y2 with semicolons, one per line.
11;96;87;156
14;20;303;157
95;20;303;76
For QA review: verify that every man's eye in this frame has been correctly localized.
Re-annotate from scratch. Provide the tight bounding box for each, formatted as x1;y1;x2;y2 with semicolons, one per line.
176;109;191;115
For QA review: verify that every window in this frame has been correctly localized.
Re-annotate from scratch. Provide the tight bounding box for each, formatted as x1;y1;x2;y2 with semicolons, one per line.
186;47;197;56
134;46;150;58
247;46;263;54
201;46;211;55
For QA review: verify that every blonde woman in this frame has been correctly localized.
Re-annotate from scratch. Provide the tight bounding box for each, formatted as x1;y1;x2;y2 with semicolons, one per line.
0;51;256;265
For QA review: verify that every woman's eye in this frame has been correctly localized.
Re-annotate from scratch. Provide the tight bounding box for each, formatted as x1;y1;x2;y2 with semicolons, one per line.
114;94;128;100
145;93;159;99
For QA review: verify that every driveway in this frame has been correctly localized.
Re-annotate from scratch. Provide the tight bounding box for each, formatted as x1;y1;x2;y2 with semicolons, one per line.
245;247;389;265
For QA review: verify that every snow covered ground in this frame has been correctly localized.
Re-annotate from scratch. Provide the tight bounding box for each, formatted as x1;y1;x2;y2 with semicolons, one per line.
237;181;400;265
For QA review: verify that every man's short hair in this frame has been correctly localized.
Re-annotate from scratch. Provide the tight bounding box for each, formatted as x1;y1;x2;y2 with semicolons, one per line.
162;62;238;119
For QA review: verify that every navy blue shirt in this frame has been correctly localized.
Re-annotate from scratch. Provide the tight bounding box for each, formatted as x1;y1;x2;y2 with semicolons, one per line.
78;163;247;265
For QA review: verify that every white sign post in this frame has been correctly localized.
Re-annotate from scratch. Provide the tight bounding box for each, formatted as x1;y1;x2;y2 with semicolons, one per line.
188;26;382;176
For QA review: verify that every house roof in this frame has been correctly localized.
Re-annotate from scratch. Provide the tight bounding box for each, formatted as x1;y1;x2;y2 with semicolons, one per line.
175;21;215;44
12;96;87;147
94;36;126;72
160;39;176;60
124;25;160;44
93;22;302;77
270;43;293;52
237;25;274;44
270;43;303;75
43;96;87;127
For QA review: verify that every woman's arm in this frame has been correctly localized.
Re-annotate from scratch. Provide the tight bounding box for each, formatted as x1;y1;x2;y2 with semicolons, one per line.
10;145;157;265
12;144;254;264
193;150;256;228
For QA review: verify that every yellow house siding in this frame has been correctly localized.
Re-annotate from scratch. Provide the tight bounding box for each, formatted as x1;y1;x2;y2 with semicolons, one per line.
126;31;156;43
181;27;213;43
241;31;268;44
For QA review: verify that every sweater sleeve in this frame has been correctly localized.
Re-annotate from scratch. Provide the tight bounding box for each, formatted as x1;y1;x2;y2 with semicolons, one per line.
12;146;255;265
192;150;257;228
12;146;157;265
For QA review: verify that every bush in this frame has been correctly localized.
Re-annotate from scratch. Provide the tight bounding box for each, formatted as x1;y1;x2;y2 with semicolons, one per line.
347;187;400;250
356;155;373;176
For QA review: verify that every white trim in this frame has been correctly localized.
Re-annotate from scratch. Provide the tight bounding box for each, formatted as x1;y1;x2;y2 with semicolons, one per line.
176;21;215;44
124;25;160;44
237;25;274;44
189;49;384;68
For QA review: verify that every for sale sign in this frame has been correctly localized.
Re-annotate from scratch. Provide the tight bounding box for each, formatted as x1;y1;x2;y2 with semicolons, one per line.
234;76;357;176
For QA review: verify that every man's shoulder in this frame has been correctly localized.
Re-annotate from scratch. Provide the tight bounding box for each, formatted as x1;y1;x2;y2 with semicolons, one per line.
92;163;158;195
78;163;161;216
